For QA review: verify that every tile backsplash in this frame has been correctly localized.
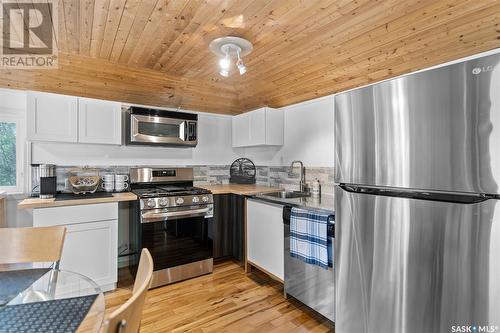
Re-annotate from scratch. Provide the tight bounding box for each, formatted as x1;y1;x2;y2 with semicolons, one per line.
193;165;231;184
256;166;334;195
53;165;335;195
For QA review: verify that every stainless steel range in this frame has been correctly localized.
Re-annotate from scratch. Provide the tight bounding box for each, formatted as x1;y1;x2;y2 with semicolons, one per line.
128;167;213;288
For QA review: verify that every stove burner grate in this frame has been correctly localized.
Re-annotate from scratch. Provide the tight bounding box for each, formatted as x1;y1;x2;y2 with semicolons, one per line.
132;186;210;198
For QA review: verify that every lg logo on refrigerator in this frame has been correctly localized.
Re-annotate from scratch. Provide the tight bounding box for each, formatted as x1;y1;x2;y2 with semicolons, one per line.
472;65;496;74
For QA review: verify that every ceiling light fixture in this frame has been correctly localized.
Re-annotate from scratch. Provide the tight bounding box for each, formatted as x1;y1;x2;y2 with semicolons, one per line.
236;49;247;75
219;49;230;77
209;36;253;77
219;49;230;70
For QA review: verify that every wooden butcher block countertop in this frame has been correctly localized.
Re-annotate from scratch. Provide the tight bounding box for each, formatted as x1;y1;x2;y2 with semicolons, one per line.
18;185;281;209
17;192;137;209
198;184;282;196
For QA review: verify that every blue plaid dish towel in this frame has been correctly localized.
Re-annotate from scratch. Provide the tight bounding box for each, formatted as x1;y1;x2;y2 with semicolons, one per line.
290;207;334;269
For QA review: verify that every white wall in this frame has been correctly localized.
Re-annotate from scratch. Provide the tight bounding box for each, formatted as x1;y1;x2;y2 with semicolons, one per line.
32;113;238;166
0;89;27;110
6;195;32;227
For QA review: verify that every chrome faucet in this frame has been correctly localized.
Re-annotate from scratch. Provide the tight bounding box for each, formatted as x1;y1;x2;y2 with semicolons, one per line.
289;160;308;193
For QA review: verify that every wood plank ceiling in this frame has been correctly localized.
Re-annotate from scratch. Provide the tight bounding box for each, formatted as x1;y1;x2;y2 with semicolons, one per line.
1;0;500;115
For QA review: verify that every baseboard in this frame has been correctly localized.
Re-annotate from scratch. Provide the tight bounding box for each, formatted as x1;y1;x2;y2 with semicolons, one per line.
246;260;284;284
101;282;117;293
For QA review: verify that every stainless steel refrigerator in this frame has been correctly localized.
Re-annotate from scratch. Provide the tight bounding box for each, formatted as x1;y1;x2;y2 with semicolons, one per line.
334;53;500;333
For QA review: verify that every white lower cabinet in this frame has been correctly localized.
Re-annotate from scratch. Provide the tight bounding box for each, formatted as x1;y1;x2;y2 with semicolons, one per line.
246;199;284;281
33;203;118;292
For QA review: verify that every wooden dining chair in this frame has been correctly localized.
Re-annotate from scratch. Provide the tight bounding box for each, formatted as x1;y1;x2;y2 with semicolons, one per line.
0;226;66;268
103;248;153;333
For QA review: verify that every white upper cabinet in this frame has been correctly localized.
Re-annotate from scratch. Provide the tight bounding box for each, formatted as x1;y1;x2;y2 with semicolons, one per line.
232;107;283;147
27;92;122;145
78;97;122;145
249;108;266;145
265;107;284;145
232;112;250;147
27;92;78;143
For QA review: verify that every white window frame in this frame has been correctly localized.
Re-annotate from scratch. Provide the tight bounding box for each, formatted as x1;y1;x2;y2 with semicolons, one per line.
0;108;26;194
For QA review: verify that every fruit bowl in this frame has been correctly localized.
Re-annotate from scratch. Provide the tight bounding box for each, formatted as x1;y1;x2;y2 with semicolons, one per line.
68;176;100;194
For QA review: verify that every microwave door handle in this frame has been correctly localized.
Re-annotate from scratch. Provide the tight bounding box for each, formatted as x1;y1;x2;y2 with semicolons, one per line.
180;121;187;142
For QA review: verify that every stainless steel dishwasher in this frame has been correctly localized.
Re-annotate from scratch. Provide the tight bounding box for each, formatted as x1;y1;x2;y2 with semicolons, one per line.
283;205;335;322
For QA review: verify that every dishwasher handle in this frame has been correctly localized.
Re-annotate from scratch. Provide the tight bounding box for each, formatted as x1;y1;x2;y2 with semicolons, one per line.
283;205;292;225
328;223;335;238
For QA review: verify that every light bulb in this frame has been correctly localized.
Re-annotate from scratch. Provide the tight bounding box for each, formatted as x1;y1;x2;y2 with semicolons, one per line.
236;49;246;75
237;59;247;75
219;49;230;70
219;68;229;77
219;57;230;70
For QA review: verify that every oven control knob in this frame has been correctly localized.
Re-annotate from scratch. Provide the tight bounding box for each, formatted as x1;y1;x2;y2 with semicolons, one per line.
202;196;209;203
159;198;168;206
192;196;200;203
147;199;156;208
176;197;184;205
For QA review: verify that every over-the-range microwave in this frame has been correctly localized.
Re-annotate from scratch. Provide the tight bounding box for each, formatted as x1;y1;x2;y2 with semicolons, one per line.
126;107;198;147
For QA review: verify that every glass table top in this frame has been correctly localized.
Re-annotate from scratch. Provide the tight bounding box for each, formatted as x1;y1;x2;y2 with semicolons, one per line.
1;268;105;333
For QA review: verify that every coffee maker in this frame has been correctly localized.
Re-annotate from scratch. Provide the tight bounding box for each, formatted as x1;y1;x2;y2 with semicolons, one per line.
31;164;57;198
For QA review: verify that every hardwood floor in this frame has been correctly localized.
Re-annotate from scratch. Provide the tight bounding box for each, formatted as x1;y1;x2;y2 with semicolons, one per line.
105;260;334;332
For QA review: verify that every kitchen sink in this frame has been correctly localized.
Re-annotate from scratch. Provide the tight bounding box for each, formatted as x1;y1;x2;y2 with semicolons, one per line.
262;191;310;199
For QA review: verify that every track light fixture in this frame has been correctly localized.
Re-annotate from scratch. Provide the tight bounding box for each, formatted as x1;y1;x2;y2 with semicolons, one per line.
209;36;253;77
219;49;230;70
236;49;247;75
219;49;230;77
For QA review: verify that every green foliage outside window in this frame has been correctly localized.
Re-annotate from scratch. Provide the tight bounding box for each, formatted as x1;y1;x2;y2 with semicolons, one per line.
0;122;16;186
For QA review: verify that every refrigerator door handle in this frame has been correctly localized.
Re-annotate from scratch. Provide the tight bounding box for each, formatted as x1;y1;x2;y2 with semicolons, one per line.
339;184;498;204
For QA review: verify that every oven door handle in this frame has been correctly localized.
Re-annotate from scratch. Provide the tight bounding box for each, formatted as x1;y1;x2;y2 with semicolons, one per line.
141;207;211;223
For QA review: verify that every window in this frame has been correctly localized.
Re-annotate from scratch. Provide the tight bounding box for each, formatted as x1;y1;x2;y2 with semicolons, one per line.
0;113;24;193
0;122;17;186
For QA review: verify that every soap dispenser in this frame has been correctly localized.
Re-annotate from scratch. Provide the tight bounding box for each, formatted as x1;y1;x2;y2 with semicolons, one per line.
312;178;321;198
